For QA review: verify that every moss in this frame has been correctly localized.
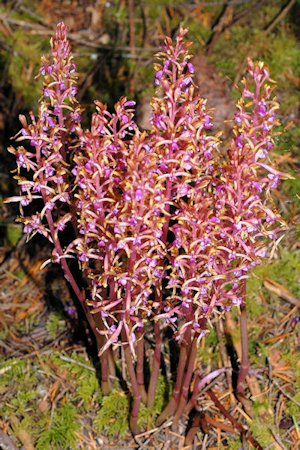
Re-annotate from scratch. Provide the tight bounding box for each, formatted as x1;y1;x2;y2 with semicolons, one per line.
210;8;300;117
286;391;300;420
227;437;243;450
36;403;79;450
249;404;275;448
247;249;300;303
154;373;170;414
46;312;66;338
6;29;47;109
9;390;37;416
44;351;101;410
0;359;27;386
75;369;100;411
93;375;170;437
137;402;151;430
94;390;130;438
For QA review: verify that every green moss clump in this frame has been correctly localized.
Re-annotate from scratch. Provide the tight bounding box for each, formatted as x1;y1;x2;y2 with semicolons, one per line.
153;373;170;414
94;391;130;438
198;327;219;365
227;437;243;450
0;359;28;386
249;413;274;448
36;404;79;450
6;29;47;109
45;351;101;410
247;249;300;304
9;390;37;415
46;312;66;338
286;391;300;421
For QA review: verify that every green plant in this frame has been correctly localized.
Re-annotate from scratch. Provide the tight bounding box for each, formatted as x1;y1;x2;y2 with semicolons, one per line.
46;311;66;338
36;404;79;450
94;391;130;438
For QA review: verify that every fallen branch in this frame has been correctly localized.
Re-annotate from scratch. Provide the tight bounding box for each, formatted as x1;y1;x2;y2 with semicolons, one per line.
264;0;297;34
206;389;263;450
264;278;300;308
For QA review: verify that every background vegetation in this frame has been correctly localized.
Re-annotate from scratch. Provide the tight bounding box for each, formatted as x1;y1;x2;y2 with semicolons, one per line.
0;1;299;448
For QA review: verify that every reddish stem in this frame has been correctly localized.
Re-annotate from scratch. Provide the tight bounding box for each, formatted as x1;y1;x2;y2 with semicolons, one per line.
184;368;226;416
136;331;147;403
171;336;197;431
147;319;161;408
121;328;141;435
236;300;249;394
156;328;191;426
236;281;249;394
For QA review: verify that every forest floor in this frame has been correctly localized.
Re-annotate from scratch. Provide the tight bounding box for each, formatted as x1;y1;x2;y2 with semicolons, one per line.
0;222;299;450
0;53;299;449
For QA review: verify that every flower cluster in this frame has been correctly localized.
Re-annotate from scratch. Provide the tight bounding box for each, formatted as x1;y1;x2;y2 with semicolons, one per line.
7;23;288;435
73;97;167;350
8;23;81;258
150;29;220;337
210;59;287;309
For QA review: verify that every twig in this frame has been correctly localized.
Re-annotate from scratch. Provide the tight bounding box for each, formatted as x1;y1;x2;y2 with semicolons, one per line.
184;368;227;416
233;0;297;85
10;417;34;450
263;278;300;308
264;0;297;34
127;0;136;95
134;419;173;449
206;1;235;55
58;354;96;372
0;14;159;54
207;389;263;450
273;381;300;407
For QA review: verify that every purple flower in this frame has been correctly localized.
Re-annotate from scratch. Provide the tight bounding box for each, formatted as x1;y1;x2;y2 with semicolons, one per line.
204;115;213;129
118;277;127;286
124;100;136;107
155;70;163;80
258;103;267;117
21;198;30;206
187;62;195;74
180;77;192;88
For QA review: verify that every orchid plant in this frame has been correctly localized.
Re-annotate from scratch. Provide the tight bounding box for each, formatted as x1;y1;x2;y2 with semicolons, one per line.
8;23;287;436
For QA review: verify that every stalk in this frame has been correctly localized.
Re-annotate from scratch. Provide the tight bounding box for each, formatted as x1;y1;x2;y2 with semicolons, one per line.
236;296;249;394
43;205;101;341
136;330;147;403
184;368;226;416
147;177;171;410
171;336;198;431
147;319;162;408
121;328;141;435
156;328;191;426
45;208;111;392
